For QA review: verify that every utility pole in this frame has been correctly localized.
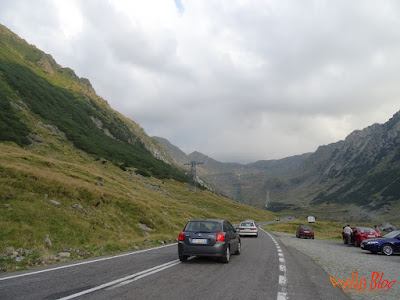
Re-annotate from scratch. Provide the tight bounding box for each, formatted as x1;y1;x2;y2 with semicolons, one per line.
184;161;203;189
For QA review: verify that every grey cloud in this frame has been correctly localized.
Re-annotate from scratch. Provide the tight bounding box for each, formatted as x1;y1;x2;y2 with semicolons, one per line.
1;0;400;163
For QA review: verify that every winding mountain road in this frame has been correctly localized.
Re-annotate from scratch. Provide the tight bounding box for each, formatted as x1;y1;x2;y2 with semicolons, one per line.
0;228;348;300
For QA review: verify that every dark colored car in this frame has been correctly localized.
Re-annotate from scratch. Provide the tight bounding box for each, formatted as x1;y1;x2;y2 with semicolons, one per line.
361;230;400;256
341;226;381;246
296;225;314;239
178;219;241;263
382;226;395;232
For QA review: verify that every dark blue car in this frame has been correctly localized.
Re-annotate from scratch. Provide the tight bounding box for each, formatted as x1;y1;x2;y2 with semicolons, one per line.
360;230;400;256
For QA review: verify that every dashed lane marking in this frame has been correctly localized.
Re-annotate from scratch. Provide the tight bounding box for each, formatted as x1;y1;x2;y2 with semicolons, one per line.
260;227;289;300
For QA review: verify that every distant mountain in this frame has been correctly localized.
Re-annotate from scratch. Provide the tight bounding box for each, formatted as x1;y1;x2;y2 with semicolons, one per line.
157;112;400;223
304;111;400;208
152;136;188;166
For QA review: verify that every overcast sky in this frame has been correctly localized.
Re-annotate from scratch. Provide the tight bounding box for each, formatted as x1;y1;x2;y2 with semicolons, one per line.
1;0;400;163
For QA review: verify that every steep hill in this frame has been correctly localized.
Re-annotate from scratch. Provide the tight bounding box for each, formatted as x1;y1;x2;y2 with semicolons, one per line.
0;24;274;272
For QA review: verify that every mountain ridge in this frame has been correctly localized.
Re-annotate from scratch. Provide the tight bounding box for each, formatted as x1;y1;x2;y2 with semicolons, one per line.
156;111;400;222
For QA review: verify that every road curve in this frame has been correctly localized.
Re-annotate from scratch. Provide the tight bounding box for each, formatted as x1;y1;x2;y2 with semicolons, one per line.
0;228;348;300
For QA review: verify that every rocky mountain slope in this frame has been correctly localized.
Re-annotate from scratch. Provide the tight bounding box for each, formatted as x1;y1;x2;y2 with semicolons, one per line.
156;112;400;223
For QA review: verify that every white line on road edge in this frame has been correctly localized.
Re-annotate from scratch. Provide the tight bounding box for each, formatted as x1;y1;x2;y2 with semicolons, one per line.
259;227;288;300
0;243;176;282
108;260;181;289
58;259;181;300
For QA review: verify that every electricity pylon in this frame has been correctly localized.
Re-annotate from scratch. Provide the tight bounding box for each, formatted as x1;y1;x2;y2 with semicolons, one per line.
184;161;203;189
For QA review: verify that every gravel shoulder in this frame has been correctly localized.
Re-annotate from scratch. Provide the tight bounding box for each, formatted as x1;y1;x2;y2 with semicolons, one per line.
270;231;400;300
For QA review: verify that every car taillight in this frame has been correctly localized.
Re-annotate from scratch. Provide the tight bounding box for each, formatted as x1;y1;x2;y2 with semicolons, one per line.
216;232;225;242
252;228;257;230
178;232;185;241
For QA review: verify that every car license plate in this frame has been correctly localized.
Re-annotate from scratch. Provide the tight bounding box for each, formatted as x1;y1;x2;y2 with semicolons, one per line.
191;238;207;244
304;231;309;233
368;235;375;238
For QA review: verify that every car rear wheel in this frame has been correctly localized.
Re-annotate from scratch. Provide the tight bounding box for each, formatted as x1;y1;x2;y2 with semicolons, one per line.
234;241;241;255
221;246;230;263
382;244;394;256
179;255;188;262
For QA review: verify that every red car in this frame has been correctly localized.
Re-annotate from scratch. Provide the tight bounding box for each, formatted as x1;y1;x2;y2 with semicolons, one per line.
296;225;314;239
342;227;381;247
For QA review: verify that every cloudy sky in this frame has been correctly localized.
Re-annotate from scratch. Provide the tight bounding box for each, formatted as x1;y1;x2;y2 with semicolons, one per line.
1;0;400;163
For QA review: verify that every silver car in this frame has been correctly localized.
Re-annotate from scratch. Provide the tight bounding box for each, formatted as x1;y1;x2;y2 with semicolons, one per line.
238;220;258;237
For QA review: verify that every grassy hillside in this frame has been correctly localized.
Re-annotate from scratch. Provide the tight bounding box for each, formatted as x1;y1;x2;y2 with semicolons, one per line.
0;141;274;272
0;24;184;181
0;24;275;272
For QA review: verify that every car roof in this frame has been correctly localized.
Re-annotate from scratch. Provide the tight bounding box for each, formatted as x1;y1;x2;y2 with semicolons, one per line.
240;221;256;225
188;219;226;223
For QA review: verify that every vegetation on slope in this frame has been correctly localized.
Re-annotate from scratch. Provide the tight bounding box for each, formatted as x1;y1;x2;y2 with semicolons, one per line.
0;24;186;181
0;142;274;272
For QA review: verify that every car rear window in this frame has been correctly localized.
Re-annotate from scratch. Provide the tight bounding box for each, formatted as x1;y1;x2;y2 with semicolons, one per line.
300;226;312;230
240;222;254;227
185;221;221;232
359;228;375;233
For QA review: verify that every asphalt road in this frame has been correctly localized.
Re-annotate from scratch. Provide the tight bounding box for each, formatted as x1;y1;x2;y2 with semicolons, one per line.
0;227;349;300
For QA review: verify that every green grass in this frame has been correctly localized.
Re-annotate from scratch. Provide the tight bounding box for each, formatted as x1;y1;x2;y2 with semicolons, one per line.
0;142;275;272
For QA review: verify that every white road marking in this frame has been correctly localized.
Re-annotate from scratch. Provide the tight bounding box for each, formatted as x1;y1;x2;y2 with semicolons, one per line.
0;243;176;282
58;259;180;299
259;227;289;300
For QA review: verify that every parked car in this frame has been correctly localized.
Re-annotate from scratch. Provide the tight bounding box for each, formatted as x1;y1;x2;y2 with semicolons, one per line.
178;219;241;263
341;227;381;247
275;218;280;221
237;220;258;237
296;225;314;239
381;226;395;232
361;230;400;256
